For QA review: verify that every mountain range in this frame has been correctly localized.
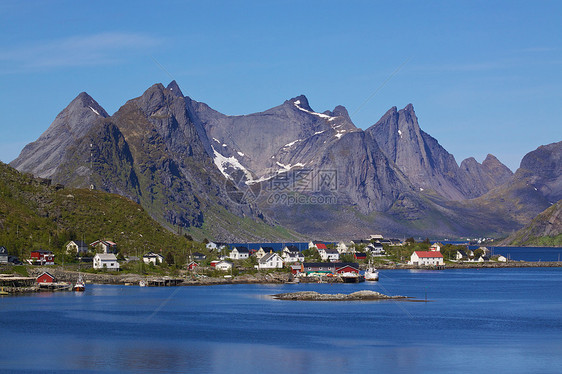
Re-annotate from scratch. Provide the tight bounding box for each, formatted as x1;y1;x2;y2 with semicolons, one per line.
11;81;562;241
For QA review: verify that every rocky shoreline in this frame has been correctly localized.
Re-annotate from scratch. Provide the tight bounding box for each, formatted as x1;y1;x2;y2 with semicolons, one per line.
272;290;408;301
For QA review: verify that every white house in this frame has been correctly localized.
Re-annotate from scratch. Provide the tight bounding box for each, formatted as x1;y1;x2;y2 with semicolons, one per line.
282;251;304;263
318;247;340;262
215;260;233;271
429;243;442;252
255;247;275;259
66;240;88;255
90;240;117;254
282;245;300;255
367;243;385;256
497;255;507;262
409;251;444;266
230;246;250;260
336;241;349;253
93;253;120;270
258;253;284;269
455;250;469;261
206;242;227;251
0;246;8;264
369;234;384;241
143;252;164;265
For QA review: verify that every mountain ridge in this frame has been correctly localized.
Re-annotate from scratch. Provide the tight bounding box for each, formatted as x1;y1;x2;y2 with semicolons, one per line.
10;81;560;240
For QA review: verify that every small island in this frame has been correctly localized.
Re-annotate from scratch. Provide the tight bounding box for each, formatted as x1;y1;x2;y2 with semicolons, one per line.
272;290;408;301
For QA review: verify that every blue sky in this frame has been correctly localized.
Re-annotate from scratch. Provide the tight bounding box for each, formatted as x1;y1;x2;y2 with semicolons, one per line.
1;0;560;171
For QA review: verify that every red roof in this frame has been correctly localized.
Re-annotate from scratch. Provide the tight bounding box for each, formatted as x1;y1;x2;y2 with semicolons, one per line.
414;251;443;258
316;243;327;250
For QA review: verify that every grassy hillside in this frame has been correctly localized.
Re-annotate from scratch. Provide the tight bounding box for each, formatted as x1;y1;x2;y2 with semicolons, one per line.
0;162;204;262
502;200;562;246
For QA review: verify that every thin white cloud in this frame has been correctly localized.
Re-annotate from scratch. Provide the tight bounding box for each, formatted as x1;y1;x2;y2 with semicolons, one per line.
0;32;163;71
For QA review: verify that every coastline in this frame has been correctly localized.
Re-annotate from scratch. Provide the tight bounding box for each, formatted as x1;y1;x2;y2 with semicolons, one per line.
0;261;557;291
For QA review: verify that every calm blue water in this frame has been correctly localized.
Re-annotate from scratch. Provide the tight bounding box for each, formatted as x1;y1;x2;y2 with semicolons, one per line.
474;246;562;262
1;268;562;373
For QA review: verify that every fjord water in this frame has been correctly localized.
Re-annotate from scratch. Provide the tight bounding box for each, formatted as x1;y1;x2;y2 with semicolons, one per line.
1;268;562;373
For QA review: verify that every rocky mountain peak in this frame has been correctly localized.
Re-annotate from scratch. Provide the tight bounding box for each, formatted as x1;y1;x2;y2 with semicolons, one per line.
166;80;184;98
68;92;109;118
288;95;313;112
10;91;108;178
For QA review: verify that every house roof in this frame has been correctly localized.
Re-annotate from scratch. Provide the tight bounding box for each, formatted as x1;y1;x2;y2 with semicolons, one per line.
31;249;53;254
90;240;116;247
414;251;443;258
37;271;55;279
284;245;299;252
259;252;280;263
335;264;360;272
316;243;327;250
68;240;87;247
304;262;336;268
95;253;118;261
260;246;275;252
143;252;164;258
234;246;249;253
0;246;7;254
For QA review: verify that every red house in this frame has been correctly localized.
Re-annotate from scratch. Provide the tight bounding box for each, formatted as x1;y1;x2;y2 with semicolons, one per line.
188;261;199;270
354;252;367;260
36;271;56;284
335;264;360;274
29;250;55;265
210;260;220;267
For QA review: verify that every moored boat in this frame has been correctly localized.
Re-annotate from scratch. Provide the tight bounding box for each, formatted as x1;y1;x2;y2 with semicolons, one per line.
364;263;379;281
73;275;85;291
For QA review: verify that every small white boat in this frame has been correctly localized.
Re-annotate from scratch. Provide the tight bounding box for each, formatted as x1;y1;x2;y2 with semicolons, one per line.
364;263;379;281
139;280;147;287
73;275;85;291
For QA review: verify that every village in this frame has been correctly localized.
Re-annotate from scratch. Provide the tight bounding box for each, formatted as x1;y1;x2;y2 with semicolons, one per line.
0;235;516;293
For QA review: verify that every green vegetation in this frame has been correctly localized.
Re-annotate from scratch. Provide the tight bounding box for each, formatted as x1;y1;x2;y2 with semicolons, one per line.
0;162;205;267
503;200;562;247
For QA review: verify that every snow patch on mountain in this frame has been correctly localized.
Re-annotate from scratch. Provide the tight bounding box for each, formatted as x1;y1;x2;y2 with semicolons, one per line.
212;146;252;181
294;100;336;121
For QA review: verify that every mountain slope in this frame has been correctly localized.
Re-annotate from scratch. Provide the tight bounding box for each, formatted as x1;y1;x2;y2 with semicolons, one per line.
11;93;108;178
502;199;562;246
12;83;301;242
0;161;197;256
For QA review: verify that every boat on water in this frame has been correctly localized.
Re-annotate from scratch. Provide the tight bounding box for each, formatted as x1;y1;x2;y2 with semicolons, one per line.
73;275;85;292
340;272;365;283
364;263;379;281
139;280;147;287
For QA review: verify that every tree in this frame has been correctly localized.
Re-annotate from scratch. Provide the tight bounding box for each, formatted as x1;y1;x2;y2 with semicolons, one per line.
165;251;175;265
405;237;415;245
473;248;484;259
340;254;355;263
